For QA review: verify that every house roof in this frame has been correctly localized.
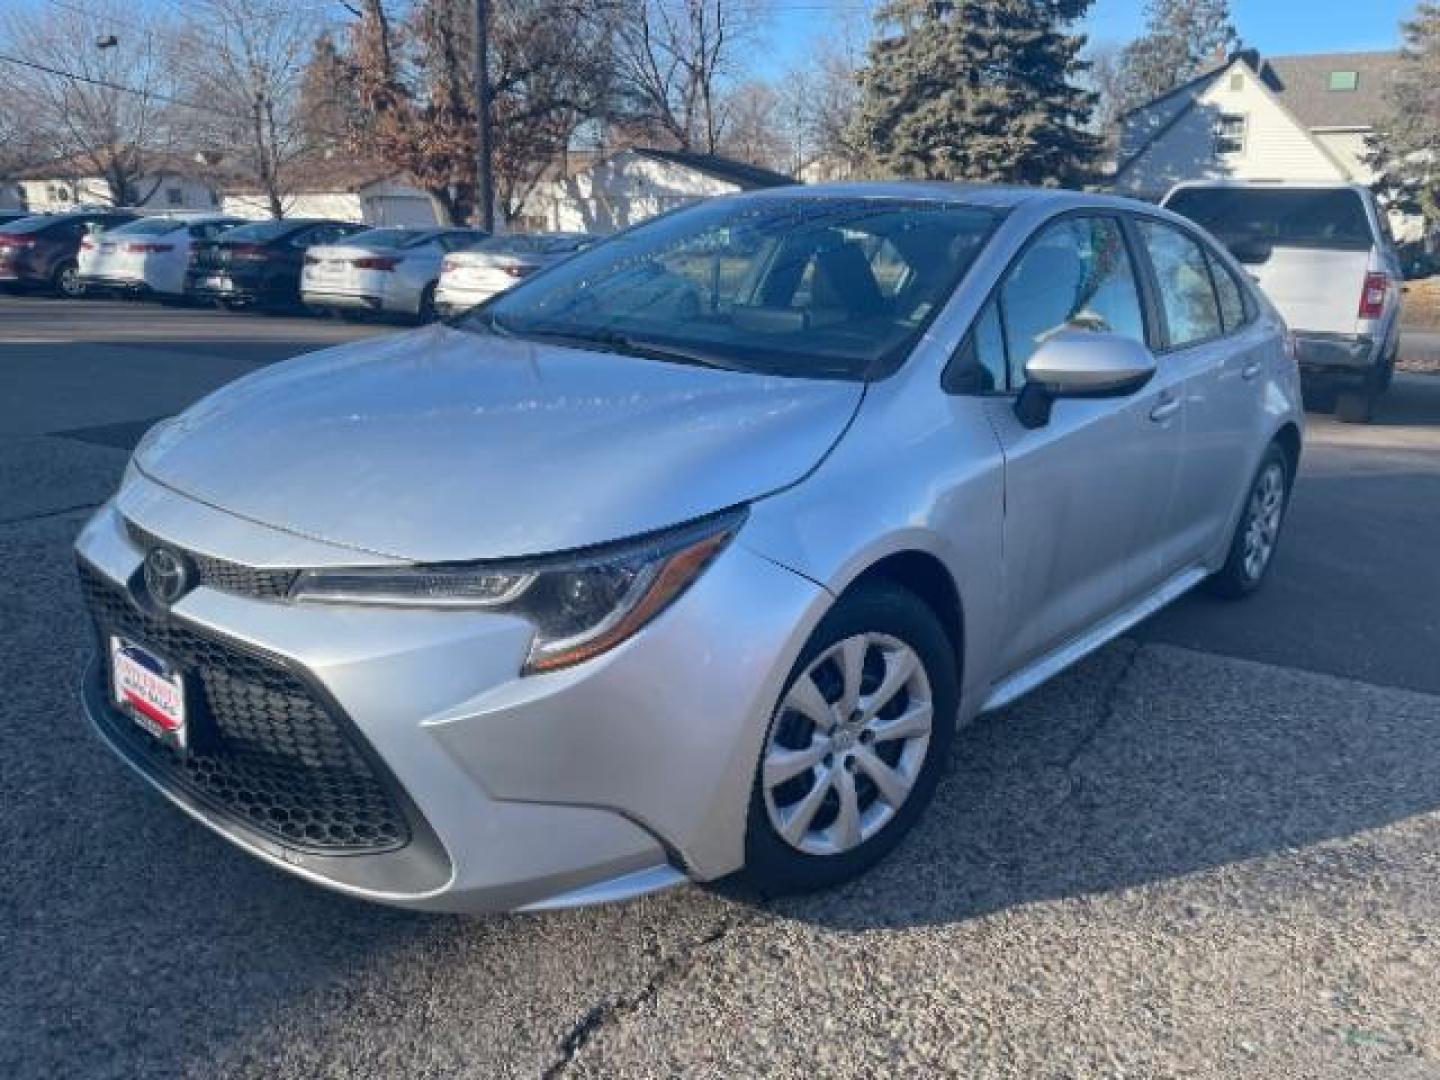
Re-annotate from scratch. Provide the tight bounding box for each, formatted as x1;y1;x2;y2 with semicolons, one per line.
13;151;240;184
631;148;793;189
1259;51;1400;129
221;155;402;196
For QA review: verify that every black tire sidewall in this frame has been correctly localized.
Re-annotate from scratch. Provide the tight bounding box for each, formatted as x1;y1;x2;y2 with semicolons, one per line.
742;582;958;896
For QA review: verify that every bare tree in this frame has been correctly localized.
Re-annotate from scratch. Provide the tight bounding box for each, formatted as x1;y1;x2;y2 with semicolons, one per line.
717;80;788;170
347;0;615;226
614;0;763;153
0;0;186;206
178;0;320;218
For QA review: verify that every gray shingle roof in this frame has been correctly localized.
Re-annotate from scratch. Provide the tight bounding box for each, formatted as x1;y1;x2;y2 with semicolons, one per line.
633;149;793;190
1259;51;1401;129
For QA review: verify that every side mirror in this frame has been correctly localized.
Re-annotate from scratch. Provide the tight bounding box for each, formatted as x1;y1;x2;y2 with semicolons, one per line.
1226;238;1273;265
1014;331;1157;429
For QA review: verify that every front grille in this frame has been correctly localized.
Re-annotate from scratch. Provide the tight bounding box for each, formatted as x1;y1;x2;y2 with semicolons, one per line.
80;562;410;854
125;520;298;600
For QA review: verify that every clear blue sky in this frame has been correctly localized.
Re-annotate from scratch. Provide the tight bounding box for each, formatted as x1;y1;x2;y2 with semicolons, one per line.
761;0;1416;74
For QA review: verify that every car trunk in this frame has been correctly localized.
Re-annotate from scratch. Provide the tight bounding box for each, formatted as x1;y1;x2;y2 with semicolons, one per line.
444;253;535;295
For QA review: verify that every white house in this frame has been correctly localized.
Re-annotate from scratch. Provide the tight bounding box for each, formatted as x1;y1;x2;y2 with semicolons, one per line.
1113;51;1426;241
13;152;223;213
222;157;438;226
521;148;793;234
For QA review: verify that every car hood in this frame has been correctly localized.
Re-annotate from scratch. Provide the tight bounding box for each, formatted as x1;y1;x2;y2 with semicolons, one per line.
137;324;863;562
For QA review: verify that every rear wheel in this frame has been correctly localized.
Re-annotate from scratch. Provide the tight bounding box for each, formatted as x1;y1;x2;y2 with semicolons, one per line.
52;260;84;297
1206;442;1291;599
742;582;957;896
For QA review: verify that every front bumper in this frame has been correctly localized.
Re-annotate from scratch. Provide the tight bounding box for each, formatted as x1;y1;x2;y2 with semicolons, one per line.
75;479;825;912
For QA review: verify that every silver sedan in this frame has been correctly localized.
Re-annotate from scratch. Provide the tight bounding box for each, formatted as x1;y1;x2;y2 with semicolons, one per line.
301;226;489;320
76;184;1302;913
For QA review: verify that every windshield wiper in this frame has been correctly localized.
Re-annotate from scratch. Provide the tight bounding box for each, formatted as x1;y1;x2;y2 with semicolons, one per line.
517;325;739;371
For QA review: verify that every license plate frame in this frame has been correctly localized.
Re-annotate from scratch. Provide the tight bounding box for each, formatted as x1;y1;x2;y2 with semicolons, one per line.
110;636;187;750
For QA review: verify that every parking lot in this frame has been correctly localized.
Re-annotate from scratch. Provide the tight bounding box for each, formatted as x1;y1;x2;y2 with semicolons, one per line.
4;293;1440;1078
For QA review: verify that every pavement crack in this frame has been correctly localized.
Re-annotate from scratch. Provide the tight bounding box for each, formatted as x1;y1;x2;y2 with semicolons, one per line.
1061;641;1145;787
541;907;759;1078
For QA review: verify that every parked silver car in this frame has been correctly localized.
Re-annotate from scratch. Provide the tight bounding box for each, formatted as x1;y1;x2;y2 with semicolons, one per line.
1162;181;1402;422
300;226;489;320
76;185;1302;913
434;232;593;318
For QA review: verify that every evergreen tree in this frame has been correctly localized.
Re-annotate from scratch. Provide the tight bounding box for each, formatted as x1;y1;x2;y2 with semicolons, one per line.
1114;0;1239;115
850;0;1099;187
1368;2;1440;235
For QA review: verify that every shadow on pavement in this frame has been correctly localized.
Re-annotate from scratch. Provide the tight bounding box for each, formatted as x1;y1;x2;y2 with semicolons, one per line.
768;638;1440;932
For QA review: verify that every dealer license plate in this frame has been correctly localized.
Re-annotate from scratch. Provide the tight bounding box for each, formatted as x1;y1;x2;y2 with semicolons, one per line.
110;637;186;749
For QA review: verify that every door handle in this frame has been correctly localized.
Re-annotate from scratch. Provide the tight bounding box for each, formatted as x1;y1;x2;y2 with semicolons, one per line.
1241;360;1263;380
1149;396;1181;423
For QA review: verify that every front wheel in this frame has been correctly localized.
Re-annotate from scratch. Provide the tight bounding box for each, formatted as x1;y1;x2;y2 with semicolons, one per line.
741;582;957;896
1206;443;1291;599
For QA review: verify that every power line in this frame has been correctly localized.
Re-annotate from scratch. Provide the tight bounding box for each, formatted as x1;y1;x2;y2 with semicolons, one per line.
0;52;231;116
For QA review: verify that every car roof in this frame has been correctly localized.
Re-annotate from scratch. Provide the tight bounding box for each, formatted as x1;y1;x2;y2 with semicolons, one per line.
748;181;1155;214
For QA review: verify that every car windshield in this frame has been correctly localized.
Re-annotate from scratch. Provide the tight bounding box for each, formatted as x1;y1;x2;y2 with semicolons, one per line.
3;215;71;235
107;218;186;236
462;196;1000;380
219;220;306;243
1166;187;1373;251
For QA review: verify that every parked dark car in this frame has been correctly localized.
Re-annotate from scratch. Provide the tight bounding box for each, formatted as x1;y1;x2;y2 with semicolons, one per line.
184;218;368;310
0;209;140;296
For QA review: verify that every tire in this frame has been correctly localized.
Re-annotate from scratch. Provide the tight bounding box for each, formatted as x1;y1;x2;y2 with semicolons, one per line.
415;283;437;324
52;260;84;298
1206;442;1291;599
1335;386;1377;423
741;581;958;896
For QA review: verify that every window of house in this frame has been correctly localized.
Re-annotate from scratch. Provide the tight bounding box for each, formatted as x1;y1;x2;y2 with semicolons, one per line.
1215;114;1247;156
1228;72;1244;92
49;184;72;203
166;187;184;206
1328;70;1358;91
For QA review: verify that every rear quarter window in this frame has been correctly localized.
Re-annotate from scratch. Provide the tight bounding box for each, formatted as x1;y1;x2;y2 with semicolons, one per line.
1165;187;1374;252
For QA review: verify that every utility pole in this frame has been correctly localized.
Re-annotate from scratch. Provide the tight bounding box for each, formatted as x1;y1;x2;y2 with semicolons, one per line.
473;0;494;232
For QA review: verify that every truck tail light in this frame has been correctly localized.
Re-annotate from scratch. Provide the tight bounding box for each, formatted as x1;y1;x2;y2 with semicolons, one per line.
353;256;399;271
1358;273;1389;320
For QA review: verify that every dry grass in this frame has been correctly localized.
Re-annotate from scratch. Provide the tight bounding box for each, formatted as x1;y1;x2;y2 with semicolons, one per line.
1401;276;1440;330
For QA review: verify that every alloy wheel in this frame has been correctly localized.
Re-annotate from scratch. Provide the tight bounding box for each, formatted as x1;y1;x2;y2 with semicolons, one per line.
762;632;933;856
1242;462;1285;580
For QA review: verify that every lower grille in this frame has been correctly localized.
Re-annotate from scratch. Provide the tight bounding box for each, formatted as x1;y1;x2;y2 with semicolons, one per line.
79;562;410;854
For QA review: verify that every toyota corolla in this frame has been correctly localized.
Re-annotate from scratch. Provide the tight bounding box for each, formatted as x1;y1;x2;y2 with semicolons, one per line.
76;184;1302;913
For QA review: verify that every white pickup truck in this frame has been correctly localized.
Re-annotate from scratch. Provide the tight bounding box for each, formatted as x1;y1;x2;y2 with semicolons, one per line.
1163;181;1403;423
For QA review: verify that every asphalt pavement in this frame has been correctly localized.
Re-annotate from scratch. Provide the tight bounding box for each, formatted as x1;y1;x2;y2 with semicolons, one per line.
4;294;1440;1078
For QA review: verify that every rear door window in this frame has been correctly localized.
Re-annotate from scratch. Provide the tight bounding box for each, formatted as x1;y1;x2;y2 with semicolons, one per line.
1164;187;1374;252
1206;251;1248;332
1137;220;1224;348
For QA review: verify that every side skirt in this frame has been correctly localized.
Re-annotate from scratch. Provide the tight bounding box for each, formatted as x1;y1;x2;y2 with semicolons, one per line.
979;566;1208;713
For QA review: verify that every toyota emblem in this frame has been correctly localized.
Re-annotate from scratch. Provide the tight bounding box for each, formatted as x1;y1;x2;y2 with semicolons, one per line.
143;546;192;606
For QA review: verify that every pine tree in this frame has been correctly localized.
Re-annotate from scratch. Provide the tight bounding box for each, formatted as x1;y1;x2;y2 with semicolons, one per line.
1115;0;1239;115
1368;2;1440;235
850;0;1100;187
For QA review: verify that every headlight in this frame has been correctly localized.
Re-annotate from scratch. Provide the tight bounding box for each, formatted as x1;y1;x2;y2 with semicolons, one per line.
289;508;746;673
